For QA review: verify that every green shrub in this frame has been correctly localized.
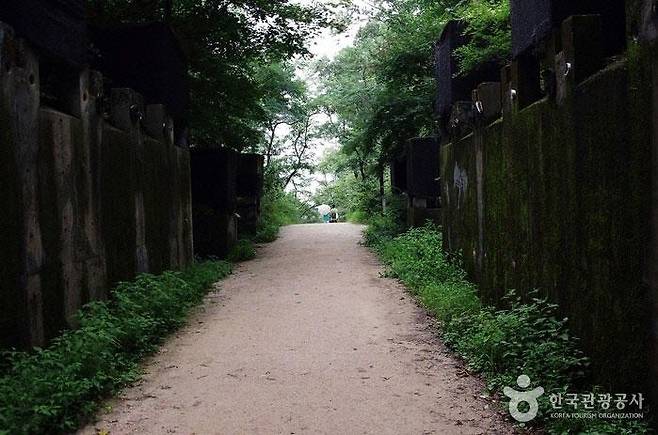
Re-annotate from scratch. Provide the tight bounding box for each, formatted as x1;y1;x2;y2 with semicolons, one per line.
228;239;257;262
314;171;382;221
0;261;231;435
362;197;407;247
252;222;279;243
346;210;368;223
442;294;588;394
453;0;512;75
363;214;402;247
373;224;650;433
377;224;464;288
418;282;480;324
243;186;305;244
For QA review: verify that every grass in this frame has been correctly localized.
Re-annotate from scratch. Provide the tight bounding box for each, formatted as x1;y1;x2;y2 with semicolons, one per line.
345;210;368;223
251;221;280;243
0;261;231;435
367;222;650;434
242;187;304;244
228;239;257;262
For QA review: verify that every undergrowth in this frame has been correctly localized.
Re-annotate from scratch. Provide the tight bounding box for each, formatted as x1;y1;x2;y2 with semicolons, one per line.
228;239;257;262
368;223;650;434
246;186;304;243
0;261;231;435
362;196;407;247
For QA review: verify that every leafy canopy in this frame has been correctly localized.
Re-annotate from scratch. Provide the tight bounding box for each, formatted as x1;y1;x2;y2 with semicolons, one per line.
316;0;510;219
88;0;351;149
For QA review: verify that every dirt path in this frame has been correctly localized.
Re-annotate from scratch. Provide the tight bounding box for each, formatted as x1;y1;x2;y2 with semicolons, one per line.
81;223;512;434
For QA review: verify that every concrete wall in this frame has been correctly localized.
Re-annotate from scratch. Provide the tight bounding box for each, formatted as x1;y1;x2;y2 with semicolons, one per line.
191;148;239;258
236;153;264;234
440;14;654;394
0;24;193;349
405;138;442;227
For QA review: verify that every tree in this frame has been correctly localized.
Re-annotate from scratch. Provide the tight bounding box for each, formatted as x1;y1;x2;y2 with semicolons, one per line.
87;0;351;149
253;62;307;166
316;0;510;219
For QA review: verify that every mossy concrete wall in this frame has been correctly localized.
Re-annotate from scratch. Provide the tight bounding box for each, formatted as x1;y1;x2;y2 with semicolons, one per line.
441;45;654;393
0;26;193;349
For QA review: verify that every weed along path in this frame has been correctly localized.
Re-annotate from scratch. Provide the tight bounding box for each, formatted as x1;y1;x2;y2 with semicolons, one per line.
81;223;512;434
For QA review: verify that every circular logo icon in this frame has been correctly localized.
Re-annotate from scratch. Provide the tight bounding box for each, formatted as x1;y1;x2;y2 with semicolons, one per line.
503;375;545;423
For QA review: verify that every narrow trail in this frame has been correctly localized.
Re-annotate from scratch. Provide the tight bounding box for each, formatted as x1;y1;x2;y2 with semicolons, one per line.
81;224;512;434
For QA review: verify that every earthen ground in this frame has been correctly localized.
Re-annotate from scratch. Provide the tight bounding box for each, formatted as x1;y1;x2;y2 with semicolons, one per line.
81;223;514;435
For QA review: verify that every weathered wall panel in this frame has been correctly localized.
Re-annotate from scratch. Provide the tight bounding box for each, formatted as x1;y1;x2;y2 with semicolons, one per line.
191;148;238;258
77;70;107;304
178;147;194;267
390;155;407;194
236;153;264;234
173;145;194;268
39;109;82;334
510;0;626;58
405;137;442;227
0;28;45;347
101;125;138;287
0;24;194;348
406;138;441;198
143;136;168;274
441;56;653;393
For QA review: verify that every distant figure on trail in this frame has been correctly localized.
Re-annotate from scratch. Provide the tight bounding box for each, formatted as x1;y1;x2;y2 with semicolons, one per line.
330;208;338;223
317;204;332;224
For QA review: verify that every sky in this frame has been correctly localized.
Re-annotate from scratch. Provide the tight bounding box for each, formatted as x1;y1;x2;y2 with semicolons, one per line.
308;14;365;59
298;0;370;60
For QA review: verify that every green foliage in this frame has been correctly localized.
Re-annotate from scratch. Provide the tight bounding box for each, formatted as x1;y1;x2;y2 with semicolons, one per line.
315;151;382;220
261;185;306;227
371;224;649;434
317;0;451;177
228;240;257;262
252;222;281;243
255;63;325;194
363;214;401;247
317;0;510;222
361;196;407;247
442;294;588;393
377;225;464;287
88;0;349;149
0;261;231;434
244;181;312;244
253;222;281;244
316;0;511;225
346;210;368;223
452;0;511;75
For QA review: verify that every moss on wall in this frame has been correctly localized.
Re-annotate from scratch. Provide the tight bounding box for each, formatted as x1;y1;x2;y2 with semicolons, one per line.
441;51;654;393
